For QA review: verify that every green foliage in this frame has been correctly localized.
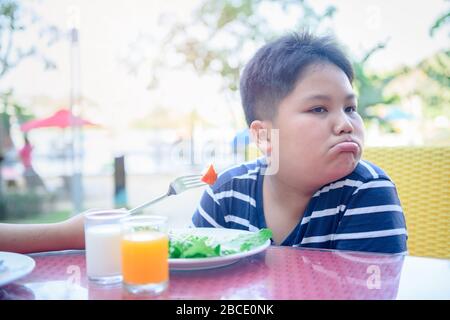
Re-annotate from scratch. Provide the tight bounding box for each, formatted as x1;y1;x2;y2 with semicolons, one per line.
417;51;450;118
163;0;336;93
0;0;60;77
0;191;56;221
169;228;272;258
429;10;450;37
0;1;33;77
152;0;336;127
156;0;413;125
0;0;60;176
227;228;273;251
0;90;34;122
419;50;450;88
352;43;404;121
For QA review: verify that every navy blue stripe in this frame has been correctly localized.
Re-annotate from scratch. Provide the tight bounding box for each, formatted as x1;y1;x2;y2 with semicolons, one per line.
311;188;354;210
302;213;342;235
299;241;333;249
227;222;252;231
334;235;407;254
338;211;406;234
192;214;215;227
213;178;258;197
346;186;400;209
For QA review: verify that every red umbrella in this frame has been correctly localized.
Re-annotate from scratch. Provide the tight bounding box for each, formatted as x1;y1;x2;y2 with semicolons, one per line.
20;108;97;132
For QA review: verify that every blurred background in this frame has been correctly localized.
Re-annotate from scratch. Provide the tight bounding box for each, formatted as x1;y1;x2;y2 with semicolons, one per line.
0;0;448;227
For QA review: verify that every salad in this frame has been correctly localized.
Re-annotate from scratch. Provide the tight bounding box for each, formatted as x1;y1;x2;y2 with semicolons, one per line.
169;228;272;259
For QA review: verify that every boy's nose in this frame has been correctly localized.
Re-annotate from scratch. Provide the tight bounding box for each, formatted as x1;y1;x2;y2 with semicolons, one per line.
333;112;354;135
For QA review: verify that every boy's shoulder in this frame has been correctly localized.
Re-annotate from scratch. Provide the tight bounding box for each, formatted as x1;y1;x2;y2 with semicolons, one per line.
211;158;265;191
348;159;393;183
311;160;395;199
209;158;392;192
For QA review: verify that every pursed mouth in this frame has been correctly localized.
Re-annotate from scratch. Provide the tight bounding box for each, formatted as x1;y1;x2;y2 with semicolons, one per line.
330;141;360;154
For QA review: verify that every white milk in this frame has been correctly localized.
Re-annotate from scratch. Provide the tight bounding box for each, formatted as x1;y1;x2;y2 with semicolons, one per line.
85;224;122;278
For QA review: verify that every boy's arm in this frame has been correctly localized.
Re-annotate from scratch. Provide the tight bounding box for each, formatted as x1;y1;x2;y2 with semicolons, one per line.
191;187;227;228
333;179;408;254
0;213;85;254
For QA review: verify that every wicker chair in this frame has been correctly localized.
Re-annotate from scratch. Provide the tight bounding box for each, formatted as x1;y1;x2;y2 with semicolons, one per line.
364;147;450;259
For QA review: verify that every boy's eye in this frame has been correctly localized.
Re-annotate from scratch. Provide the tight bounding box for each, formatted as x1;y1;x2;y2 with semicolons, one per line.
345;106;357;113
310;106;327;113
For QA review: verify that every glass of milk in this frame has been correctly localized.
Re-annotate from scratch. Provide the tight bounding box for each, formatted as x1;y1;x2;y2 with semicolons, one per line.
84;209;129;284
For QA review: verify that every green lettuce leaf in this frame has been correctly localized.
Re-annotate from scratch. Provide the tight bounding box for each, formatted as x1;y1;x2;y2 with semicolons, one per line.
169;228;272;259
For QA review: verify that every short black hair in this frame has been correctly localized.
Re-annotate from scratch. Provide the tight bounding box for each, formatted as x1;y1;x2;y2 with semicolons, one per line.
240;32;354;126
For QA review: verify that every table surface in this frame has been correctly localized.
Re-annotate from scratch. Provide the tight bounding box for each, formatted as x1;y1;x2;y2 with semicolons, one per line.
1;246;449;300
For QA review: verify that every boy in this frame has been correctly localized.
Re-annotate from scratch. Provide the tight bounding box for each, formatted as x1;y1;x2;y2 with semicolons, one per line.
192;32;408;254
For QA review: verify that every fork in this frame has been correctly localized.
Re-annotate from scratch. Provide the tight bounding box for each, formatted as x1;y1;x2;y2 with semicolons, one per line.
128;174;206;214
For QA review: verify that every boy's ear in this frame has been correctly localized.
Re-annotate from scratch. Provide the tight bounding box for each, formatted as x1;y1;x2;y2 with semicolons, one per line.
249;120;273;156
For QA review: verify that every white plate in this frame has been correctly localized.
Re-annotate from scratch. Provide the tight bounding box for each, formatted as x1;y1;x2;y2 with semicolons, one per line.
168;228;271;271
0;252;36;287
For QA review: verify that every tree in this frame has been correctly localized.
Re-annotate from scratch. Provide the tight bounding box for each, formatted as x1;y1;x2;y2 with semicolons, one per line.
157;0;403;124
417;50;450;118
148;0;337;128
429;8;449;37
420;6;450;116
352;41;403;122
0;0;61;196
126;0;402;128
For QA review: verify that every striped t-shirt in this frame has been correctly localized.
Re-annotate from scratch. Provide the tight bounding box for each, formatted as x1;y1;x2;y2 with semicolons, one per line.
192;157;408;254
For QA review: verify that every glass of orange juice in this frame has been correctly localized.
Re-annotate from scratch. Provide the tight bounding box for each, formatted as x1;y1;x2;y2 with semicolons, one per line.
120;215;169;295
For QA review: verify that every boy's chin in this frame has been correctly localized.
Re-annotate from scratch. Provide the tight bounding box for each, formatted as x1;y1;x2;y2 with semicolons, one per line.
327;160;358;182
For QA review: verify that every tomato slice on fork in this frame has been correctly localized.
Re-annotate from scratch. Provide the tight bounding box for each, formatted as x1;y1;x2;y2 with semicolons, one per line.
201;164;218;185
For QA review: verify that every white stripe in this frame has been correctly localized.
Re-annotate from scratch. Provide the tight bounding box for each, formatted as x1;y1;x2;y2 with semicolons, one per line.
224;215;260;232
205;187;220;205
333;228;407;240
301;234;334;244
233;173;258;181
313;179;363;197
301;227;407;244
217;160;261;178
352;180;395;195
197;205;224;228
344;204;403;216
301;205;346;225
247;168;260;175
359;160;379;179
215;190;256;207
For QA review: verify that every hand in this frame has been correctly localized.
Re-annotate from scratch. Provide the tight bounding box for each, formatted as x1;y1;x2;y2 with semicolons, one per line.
60;211;87;250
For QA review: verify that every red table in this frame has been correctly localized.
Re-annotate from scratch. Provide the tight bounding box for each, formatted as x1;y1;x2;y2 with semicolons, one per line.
1;246;449;300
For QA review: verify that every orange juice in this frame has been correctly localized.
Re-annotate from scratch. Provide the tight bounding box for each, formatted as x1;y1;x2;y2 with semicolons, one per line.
121;232;169;285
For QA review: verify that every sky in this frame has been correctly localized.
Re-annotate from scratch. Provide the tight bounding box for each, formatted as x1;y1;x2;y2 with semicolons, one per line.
1;0;449;131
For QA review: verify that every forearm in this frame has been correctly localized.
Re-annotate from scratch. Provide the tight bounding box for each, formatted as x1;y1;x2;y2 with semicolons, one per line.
0;221;85;254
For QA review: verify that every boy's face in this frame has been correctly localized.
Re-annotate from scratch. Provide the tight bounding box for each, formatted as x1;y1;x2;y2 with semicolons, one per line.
261;62;365;190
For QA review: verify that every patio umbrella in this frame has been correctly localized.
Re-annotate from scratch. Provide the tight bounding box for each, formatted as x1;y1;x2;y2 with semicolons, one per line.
19;108;96;212
232;128;250;147
20;108;96;132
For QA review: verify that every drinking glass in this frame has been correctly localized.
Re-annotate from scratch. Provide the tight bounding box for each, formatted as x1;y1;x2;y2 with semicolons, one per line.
120;215;169;295
84;209;128;284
